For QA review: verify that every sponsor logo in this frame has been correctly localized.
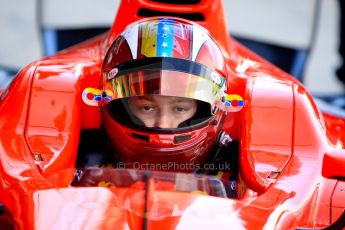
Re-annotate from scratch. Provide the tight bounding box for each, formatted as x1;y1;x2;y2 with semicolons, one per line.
107;68;118;80
223;94;244;112
82;87;113;106
211;72;222;85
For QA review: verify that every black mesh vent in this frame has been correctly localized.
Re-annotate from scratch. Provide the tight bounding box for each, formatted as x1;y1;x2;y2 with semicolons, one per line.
174;135;191;143
132;133;150;141
138;8;205;21
149;0;201;4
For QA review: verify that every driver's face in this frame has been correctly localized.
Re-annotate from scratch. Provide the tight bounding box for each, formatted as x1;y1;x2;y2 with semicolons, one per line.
128;95;197;128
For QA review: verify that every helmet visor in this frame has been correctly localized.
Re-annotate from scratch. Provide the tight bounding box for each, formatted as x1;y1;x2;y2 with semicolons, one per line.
102;57;226;108
102;57;226;129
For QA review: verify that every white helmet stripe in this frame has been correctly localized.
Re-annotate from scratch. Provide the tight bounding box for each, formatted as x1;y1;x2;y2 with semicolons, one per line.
192;26;210;61
122;24;139;59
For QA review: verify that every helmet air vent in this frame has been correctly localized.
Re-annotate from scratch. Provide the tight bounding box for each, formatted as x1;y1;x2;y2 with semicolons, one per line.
137;9;205;21
148;0;201;4
174;135;191;143
132;133;150;142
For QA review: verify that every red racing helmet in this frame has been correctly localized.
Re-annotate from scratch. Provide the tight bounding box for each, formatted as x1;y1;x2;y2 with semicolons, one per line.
100;17;229;172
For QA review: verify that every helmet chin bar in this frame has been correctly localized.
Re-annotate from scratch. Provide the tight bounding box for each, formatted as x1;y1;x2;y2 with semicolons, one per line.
101;103;225;173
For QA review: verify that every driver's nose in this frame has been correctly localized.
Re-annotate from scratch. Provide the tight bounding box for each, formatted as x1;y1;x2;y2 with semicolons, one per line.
155;112;174;129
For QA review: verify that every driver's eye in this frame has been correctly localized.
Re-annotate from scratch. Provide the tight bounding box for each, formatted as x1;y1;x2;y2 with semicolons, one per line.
175;107;188;112
143;105;154;112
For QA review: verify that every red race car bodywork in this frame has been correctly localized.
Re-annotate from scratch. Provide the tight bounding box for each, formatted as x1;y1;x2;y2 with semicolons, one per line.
1;0;345;229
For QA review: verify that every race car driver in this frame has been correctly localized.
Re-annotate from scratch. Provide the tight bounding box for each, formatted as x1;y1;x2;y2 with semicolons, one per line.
81;17;245;197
